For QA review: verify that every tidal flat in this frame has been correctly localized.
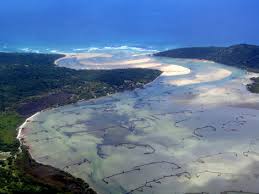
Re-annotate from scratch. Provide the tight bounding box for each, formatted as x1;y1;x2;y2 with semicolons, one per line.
20;50;259;194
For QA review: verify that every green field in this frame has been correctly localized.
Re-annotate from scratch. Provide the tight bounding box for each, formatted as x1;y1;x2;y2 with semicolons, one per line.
0;112;23;153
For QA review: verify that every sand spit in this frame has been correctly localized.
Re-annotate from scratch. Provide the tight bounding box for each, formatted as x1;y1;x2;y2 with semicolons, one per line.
56;53;192;76
167;68;232;86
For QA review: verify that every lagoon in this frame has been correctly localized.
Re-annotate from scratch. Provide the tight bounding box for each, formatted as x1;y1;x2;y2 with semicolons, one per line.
20;48;259;194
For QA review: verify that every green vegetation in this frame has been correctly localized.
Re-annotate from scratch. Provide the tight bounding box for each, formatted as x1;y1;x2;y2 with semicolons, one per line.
155;44;259;93
247;77;259;93
0;52;161;112
0;112;23;153
0;52;161;193
0;164;59;194
0;147;95;194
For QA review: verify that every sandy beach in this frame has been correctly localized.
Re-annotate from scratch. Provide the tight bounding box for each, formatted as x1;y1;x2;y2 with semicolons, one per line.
17;112;41;143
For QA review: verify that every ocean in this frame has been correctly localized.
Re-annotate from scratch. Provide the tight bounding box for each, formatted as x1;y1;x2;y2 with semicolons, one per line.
1;0;259;53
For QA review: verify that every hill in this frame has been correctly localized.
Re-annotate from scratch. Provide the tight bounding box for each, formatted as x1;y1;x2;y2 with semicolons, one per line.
155;44;259;72
155;44;259;93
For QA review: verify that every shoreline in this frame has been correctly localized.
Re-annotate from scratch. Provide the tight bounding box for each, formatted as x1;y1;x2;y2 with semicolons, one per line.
19;50;258;193
17;112;40;142
23;52;245;194
18;52;190;194
8;53;98;193
12;52;164;194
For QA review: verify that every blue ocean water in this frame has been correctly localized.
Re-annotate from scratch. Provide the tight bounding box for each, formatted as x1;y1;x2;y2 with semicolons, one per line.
1;0;259;52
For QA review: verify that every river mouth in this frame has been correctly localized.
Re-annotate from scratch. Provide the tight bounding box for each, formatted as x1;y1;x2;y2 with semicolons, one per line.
20;49;259;194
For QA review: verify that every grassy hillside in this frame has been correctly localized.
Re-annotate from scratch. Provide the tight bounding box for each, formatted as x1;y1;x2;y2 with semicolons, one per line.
0;112;22;154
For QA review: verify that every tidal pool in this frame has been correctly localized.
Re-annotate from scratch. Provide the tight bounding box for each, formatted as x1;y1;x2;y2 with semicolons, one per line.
20;49;259;194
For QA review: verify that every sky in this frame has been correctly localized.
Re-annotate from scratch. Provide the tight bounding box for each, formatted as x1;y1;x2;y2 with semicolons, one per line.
0;0;259;48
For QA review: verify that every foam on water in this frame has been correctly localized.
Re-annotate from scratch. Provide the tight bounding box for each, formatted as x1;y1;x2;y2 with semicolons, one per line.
0;45;159;57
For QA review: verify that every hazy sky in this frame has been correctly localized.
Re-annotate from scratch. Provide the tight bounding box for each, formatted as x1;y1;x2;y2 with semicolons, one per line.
0;0;259;48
